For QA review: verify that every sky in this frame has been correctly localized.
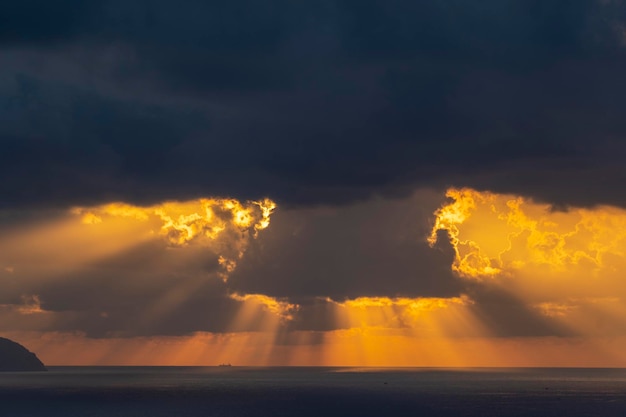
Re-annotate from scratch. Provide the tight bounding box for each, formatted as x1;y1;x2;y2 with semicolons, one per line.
2;0;626;366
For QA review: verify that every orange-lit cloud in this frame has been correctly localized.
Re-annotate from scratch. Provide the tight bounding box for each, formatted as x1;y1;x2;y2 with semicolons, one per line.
0;294;48;315
72;198;276;280
429;188;626;281
229;293;299;322
17;295;47;315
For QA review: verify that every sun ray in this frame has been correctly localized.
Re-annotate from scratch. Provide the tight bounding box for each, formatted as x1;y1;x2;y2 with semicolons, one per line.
6;188;626;366
427;187;626;364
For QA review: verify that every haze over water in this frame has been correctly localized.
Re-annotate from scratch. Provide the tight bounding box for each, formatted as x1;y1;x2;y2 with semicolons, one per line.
1;367;626;416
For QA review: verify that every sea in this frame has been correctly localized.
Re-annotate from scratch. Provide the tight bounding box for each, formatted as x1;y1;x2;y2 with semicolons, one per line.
1;367;626;416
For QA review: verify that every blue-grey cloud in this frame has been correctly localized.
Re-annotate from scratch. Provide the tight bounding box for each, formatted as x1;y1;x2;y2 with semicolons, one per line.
1;1;625;209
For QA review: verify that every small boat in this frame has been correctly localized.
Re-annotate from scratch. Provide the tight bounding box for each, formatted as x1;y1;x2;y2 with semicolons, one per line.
217;363;232;367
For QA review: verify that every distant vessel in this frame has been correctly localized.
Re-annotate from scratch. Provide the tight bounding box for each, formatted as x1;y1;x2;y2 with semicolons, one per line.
217;363;232;367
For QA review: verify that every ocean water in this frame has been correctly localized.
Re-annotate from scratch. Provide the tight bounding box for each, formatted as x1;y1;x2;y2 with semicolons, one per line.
1;367;626;416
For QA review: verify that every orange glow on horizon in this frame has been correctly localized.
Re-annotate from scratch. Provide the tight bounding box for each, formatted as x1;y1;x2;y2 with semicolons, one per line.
3;330;624;368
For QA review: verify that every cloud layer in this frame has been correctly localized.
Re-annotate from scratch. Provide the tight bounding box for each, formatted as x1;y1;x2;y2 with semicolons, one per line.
1;1;626;208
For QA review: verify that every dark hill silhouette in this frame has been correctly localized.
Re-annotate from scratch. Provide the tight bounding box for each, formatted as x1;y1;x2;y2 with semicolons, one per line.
0;337;46;371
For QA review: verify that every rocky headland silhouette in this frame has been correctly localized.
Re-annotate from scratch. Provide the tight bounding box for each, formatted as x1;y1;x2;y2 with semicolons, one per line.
0;337;46;371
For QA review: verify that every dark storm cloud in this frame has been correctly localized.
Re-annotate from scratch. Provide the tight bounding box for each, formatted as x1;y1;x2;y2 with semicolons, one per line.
0;74;210;206
0;0;626;208
0;1;100;43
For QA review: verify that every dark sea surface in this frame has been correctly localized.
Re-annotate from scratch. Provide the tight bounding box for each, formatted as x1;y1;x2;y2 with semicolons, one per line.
1;367;626;416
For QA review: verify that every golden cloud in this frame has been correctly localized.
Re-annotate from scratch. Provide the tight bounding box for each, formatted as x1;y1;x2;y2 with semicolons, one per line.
429;188;626;280
71;198;276;281
229;293;299;322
